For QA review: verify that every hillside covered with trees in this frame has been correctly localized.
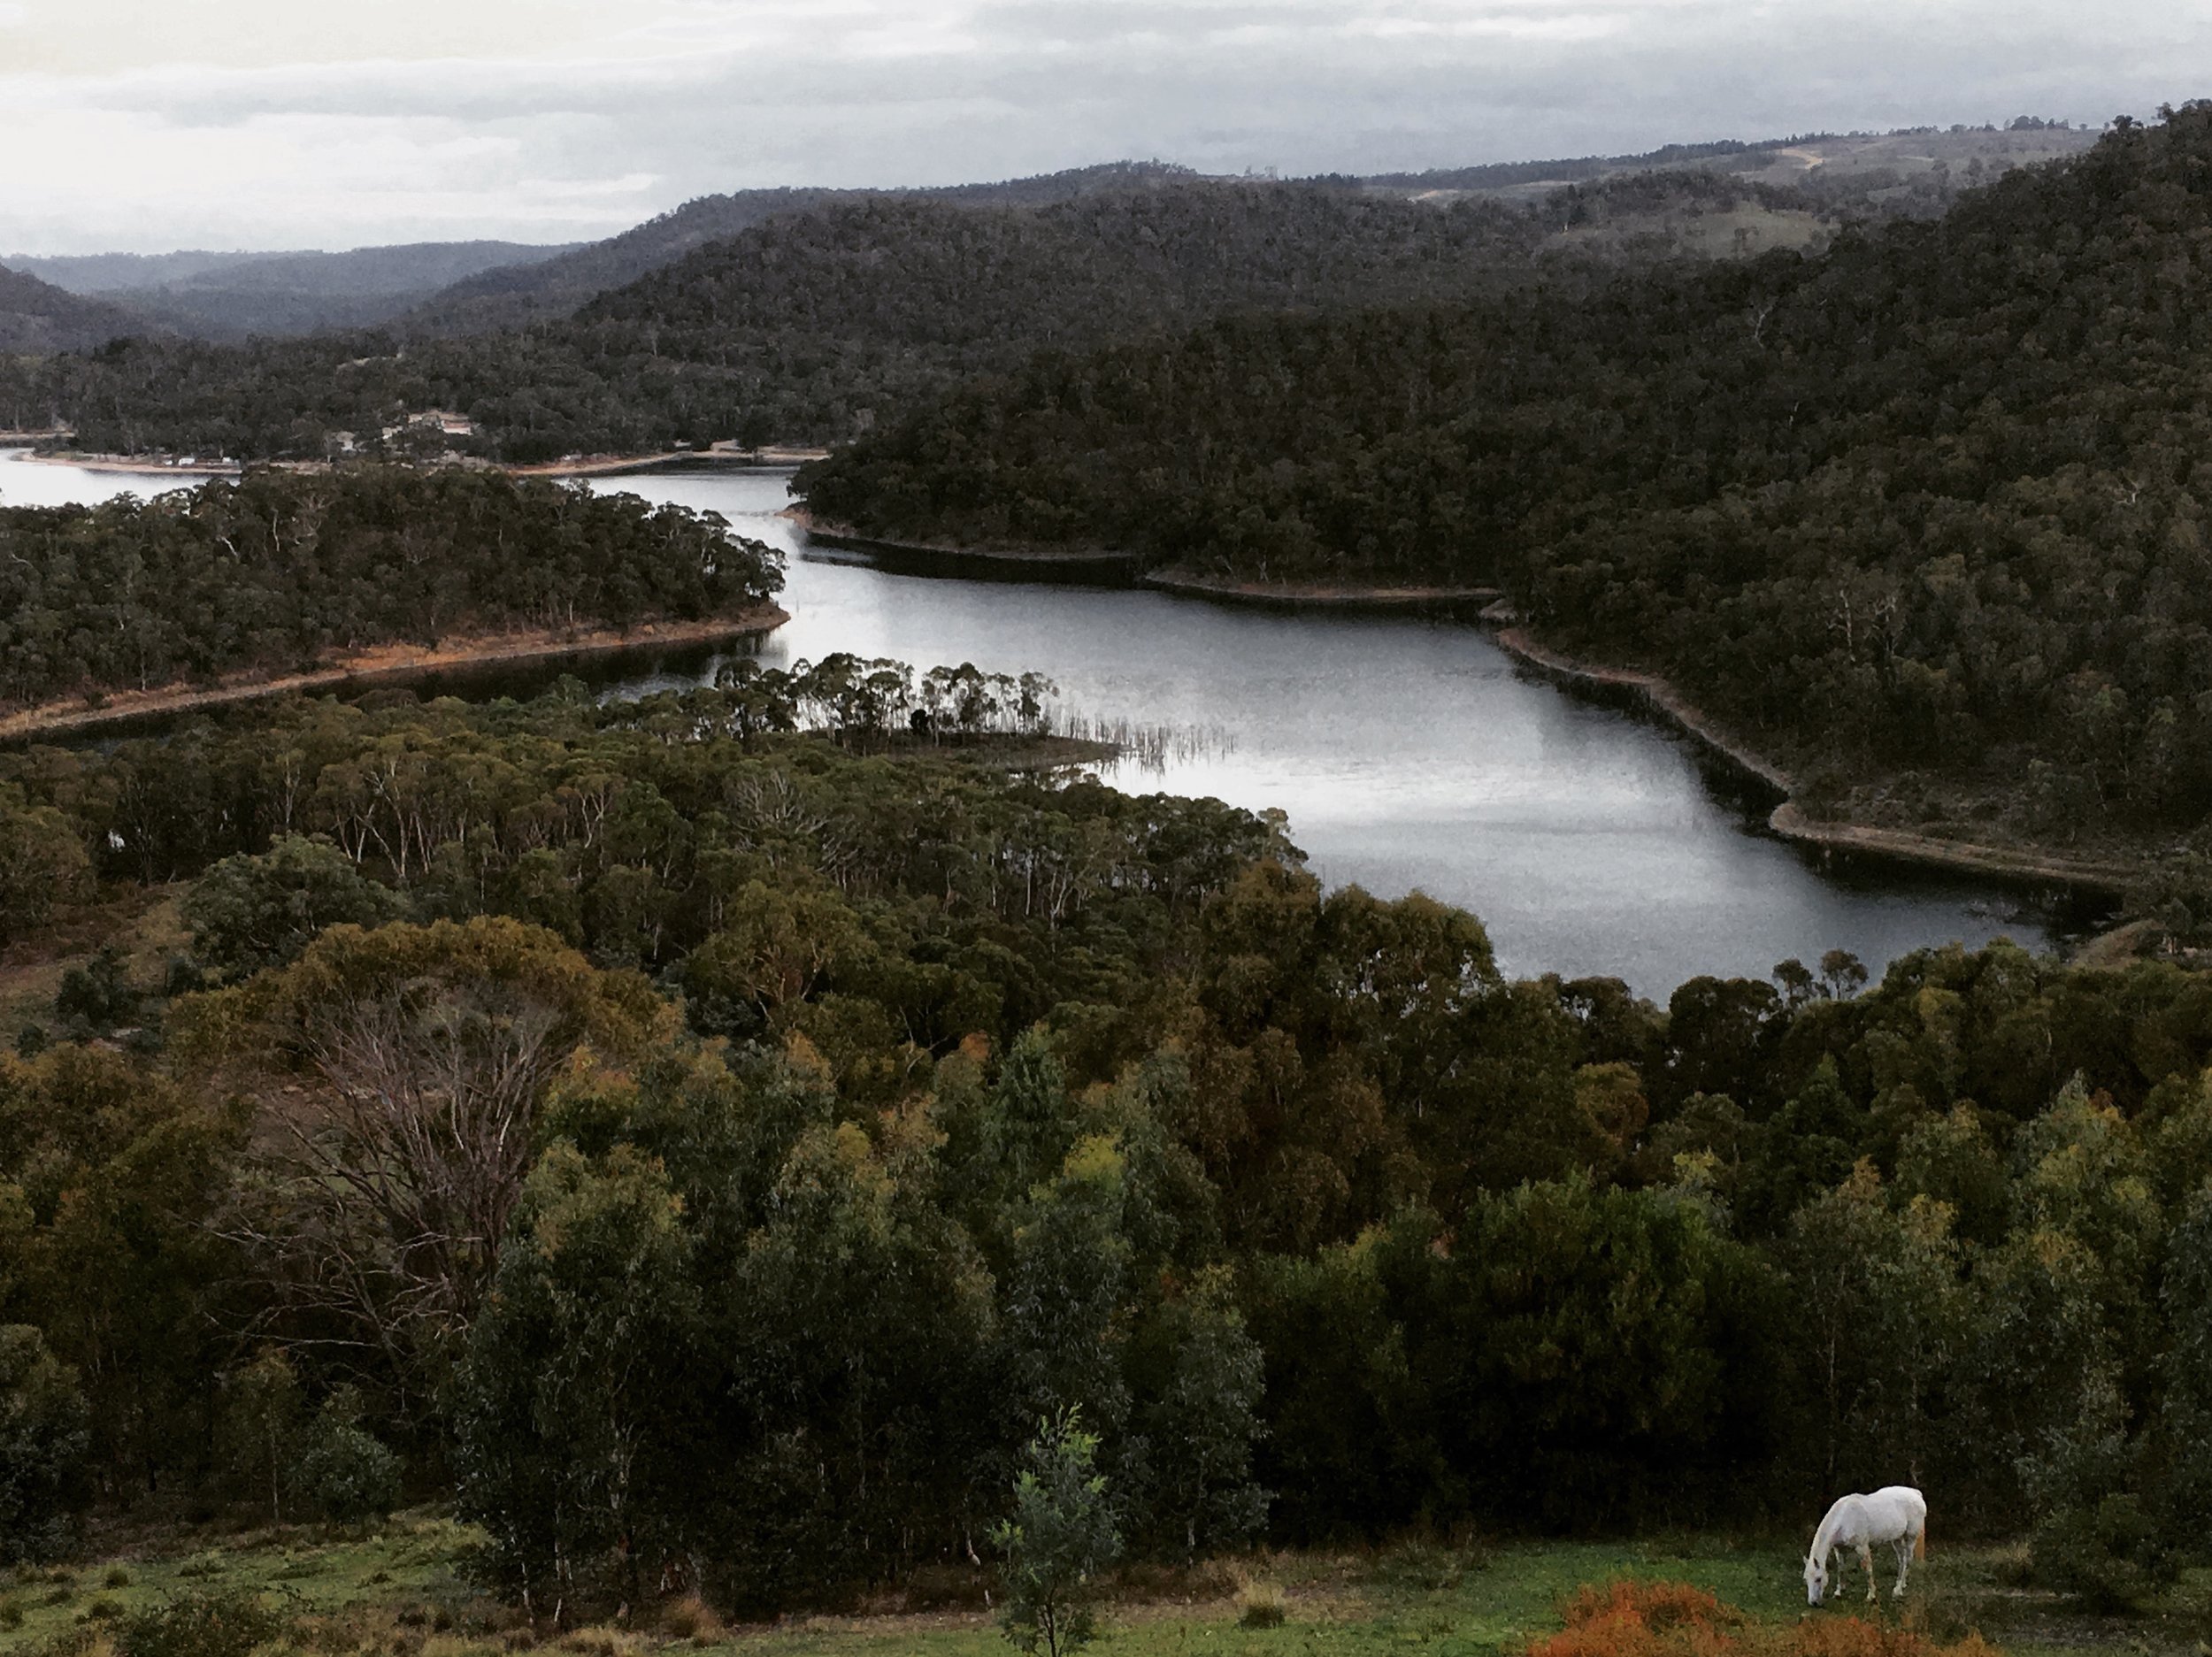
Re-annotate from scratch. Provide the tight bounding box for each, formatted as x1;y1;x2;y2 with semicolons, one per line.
800;104;2212;859
0;265;148;357
5;242;582;341
0;465;782;711
0;166;1895;464
403;160;1208;334
0;687;2207;1617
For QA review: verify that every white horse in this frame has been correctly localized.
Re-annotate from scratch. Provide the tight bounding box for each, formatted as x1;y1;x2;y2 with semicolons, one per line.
1803;1486;1927;1607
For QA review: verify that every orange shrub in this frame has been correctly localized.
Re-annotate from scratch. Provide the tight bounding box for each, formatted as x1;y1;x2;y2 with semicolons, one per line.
1530;1579;1740;1657
1529;1583;2001;1657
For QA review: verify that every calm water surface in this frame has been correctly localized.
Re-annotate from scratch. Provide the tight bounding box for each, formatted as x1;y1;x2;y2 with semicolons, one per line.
4;449;2076;994
0;449;203;509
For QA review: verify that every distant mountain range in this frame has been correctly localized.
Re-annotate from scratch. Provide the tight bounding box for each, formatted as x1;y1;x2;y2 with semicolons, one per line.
0;127;2098;350
0;265;146;357
2;241;582;341
1356;120;2096;201
396;161;1205;334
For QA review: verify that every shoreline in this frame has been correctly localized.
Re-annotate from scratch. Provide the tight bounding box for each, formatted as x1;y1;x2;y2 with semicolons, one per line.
791;515;1509;608
1143;566;1504;610
1494;627;1795;795
5;449;240;478
1491;626;2134;896
0;606;789;743
2;444;826;483
515;444;830;479
787;509;1140;572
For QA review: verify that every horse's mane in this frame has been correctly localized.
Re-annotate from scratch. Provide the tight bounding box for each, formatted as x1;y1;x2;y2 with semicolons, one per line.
1809;1493;1858;1556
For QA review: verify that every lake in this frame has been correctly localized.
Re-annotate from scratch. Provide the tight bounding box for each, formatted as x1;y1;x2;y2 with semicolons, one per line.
1;448;2085;995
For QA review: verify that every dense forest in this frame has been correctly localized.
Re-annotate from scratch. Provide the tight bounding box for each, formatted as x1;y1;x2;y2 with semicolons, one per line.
404;161;1208;335
0;168;1883;464
0;687;2207;1617
4;108;2208;1638
0;466;782;710
800;104;2212;857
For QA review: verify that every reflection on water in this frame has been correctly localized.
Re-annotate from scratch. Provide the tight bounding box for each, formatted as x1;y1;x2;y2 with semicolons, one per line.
4;449;2088;995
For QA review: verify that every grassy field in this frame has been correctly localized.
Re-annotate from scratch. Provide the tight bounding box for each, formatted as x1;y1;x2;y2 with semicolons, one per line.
4;1516;2208;1657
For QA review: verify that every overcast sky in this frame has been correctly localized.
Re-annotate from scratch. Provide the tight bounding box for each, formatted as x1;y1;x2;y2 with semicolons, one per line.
3;0;2205;254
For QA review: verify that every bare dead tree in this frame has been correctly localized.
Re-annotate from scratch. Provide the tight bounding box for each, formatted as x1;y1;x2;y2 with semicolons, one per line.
225;979;576;1385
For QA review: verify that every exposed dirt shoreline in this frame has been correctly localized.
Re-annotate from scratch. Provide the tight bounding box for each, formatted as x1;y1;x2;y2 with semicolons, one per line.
787;509;1139;570
1144;566;1505;610
1492;627;2135;895
789;516;1503;609
0;607;789;744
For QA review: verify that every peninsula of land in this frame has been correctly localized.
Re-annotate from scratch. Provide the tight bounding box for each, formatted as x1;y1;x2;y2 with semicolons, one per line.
0;606;788;743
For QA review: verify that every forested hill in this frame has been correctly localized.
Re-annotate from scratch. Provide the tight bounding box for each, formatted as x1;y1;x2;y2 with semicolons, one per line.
799;104;2212;859
402;160;1204;334
1363;120;2097;209
0;465;781;711
563;184;1551;382
94;242;580;341
7;242;583;341
0;168;1832;463
0;265;144;356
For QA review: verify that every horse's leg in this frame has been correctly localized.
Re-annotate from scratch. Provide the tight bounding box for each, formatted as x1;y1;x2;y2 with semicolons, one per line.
1894;1538;1912;1599
1860;1543;1877;1602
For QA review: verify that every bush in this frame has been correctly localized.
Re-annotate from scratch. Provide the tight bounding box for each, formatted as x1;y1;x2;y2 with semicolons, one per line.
1527;1581;2003;1657
1235;1582;1287;1629
1531;1579;1739;1657
182;835;411;978
115;1590;283;1657
656;1596;722;1640
54;946;137;1035
2031;1493;2174;1612
0;1325;91;1564
290;1388;402;1521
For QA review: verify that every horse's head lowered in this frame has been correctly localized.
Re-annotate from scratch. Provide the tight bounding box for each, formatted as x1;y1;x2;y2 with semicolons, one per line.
1803;1553;1828;1607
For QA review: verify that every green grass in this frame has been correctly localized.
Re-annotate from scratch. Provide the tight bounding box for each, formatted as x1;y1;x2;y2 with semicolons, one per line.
0;1513;480;1653
695;1537;1840;1657
1;1522;2202;1657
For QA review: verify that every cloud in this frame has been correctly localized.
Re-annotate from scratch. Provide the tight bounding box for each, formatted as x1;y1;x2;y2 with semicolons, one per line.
1;0;2203;252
